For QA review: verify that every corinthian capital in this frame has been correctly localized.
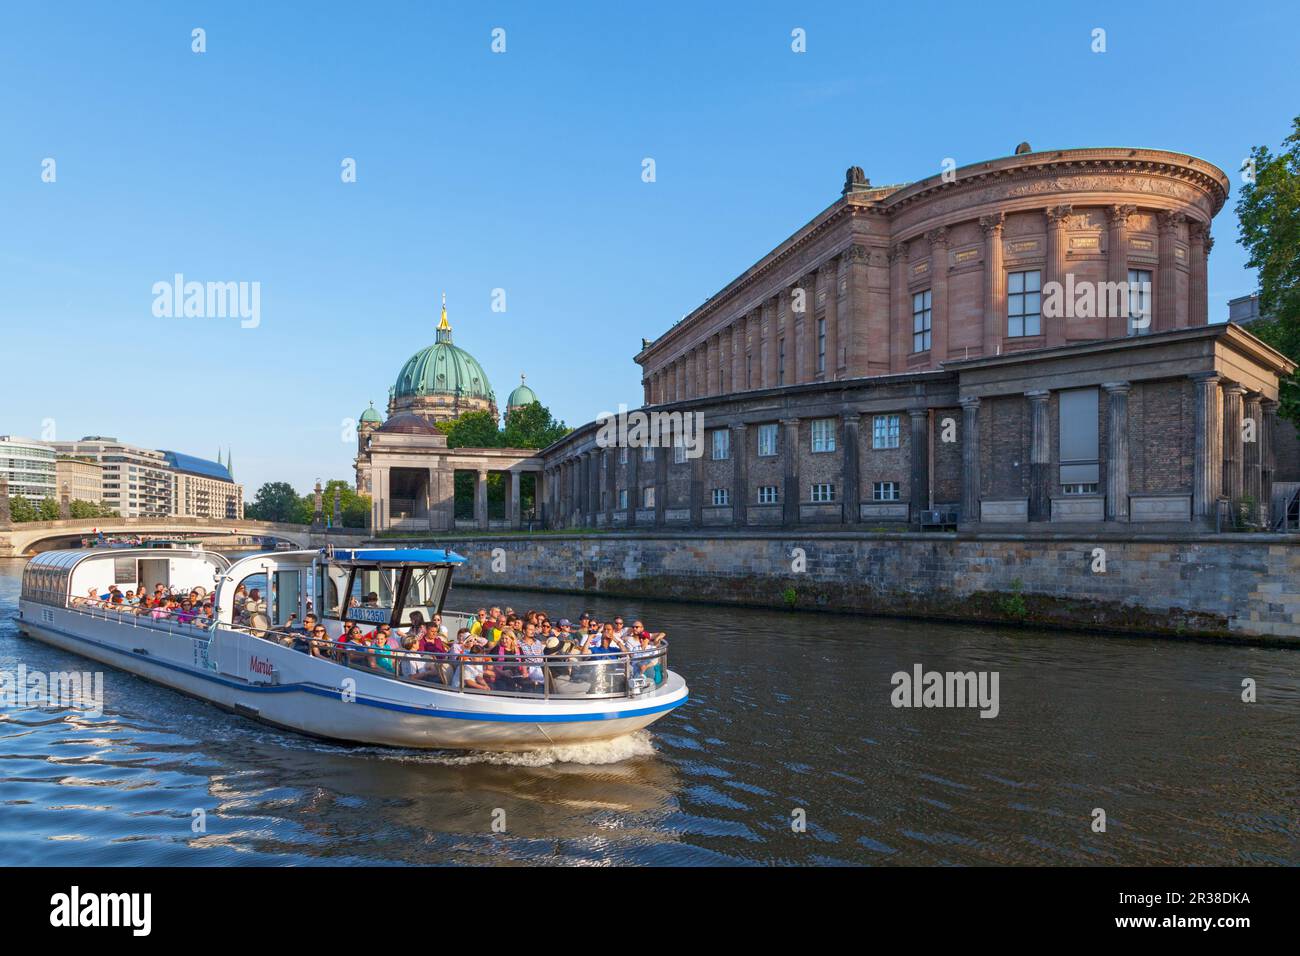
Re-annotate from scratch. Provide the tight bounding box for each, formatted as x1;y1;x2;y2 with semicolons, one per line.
1157;210;1187;233
887;241;908;263
1045;203;1073;225
926;226;950;248
979;212;1005;235
1106;203;1137;227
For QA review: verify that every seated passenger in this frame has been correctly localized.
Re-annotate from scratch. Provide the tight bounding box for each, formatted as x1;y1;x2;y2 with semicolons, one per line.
309;626;333;660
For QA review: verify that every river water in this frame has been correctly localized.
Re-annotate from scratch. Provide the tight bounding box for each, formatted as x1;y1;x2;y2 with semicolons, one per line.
1;558;1296;866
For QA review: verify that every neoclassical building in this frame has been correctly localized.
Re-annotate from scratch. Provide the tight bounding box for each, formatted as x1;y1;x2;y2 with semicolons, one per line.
354;301;545;531
538;145;1299;531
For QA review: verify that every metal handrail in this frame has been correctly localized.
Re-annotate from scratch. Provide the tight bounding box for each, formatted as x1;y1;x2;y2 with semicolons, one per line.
244;629;668;701
63;599;219;638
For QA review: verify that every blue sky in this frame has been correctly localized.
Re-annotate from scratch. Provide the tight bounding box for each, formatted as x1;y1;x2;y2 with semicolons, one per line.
2;1;1296;495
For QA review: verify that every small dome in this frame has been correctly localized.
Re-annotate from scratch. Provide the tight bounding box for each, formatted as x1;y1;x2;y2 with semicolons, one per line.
507;374;538;409
378;412;442;436
359;402;383;424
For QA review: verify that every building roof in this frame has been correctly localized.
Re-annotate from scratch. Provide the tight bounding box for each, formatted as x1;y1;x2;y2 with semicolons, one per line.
161;450;234;481
377;412;444;435
392;298;494;402
360;401;383;424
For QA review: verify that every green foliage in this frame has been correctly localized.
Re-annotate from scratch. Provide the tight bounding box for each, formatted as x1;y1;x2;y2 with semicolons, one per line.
997;578;1028;620
1236;115;1300;425
320;479;372;528
437;402;571;451
503;401;571;449
781;586;798;608
69;499;118;519
245;481;311;523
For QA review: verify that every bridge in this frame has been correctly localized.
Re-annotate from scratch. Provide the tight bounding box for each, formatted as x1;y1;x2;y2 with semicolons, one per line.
0;517;369;558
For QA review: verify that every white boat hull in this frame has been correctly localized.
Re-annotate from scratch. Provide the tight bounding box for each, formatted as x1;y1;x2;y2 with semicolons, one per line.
15;601;688;752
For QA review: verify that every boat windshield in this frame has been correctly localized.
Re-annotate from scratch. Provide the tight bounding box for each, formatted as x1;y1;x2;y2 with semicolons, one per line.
337;563;452;626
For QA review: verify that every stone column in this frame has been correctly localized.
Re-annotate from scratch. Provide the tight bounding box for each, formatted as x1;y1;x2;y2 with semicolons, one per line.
908;409;929;521
888;242;909;372
960;397;981;523
843;412;862;525
763;298;778;388
979;214;1005;358
1102;383;1130;522
626;444;640;528
674;359;684;402
1025;390;1052;522
1105;204;1135;338
704;336;716;396
59;482;70;520
689;449;704;528
821;260;838;379
1262;398;1279;527
509;470;522;529
718;331;730;395
1187;222;1207;328
731;422;748;528
1222;382;1246;506
1044;205;1071;347
575;452;587;526
927;227;949;364
1191;373;1223;520
604;448;616;528
0;478;9;525
1243;392;1264;519
1156;211;1184;332
475;468;489;531
654;446;668;527
800;273;817;382
781;418;801;526
427;466;441;530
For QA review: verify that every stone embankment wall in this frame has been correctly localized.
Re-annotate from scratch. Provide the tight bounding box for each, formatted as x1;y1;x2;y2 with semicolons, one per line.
402;531;1300;644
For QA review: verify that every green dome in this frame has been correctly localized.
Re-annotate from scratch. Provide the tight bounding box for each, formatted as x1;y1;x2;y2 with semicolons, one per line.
359;402;383;424
507;374;538;409
392;305;494;402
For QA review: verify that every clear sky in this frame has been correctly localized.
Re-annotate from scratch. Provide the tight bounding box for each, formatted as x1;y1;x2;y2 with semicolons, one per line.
2;1;1296;496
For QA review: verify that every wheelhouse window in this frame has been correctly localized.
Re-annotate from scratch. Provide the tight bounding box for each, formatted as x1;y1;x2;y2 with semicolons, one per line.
1059;387;1100;492
1007;270;1041;337
873;481;900;501
811;483;836;503
872;414;901;449
912;290;932;352
1127;268;1153;335
757;423;778;457
811;418;836;453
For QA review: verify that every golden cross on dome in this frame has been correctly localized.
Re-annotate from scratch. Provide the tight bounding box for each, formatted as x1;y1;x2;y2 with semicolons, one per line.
438;291;451;331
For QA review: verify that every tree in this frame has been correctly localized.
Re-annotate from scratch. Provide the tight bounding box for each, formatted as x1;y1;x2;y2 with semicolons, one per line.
503;400;571;449
246;481;311;523
320;478;372;528
1236;114;1300;425
69;499;117;519
8;496;37;522
437;410;505;449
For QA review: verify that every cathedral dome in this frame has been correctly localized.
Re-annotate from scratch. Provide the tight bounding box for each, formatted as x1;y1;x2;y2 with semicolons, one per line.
359;401;383;424
392;299;494;404
506;374;538;410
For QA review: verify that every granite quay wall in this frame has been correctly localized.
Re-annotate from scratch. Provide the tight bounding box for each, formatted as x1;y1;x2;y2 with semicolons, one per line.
404;531;1300;644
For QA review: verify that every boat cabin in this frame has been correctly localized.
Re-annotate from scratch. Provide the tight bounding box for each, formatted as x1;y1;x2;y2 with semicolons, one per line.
22;547;230;608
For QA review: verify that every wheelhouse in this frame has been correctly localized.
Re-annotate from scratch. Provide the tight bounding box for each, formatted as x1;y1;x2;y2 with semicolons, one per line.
319;548;466;629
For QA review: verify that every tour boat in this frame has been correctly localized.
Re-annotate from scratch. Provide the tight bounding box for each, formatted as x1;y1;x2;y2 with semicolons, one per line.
14;546;688;751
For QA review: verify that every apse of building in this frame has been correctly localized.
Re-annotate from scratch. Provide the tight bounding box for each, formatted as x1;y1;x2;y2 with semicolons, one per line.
537;146;1299;531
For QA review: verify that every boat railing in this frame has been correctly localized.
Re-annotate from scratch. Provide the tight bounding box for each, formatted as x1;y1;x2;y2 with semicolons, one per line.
62;598;219;639
240;627;669;701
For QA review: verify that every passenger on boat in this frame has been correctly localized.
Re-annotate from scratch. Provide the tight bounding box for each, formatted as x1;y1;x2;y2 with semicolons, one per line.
309;626;333;660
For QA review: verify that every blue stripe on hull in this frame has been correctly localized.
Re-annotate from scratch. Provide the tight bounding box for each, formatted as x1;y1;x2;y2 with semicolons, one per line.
16;614;688;724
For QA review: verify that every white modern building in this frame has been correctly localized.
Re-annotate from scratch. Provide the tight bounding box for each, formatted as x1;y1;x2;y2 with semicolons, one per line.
0;436;57;500
50;437;175;517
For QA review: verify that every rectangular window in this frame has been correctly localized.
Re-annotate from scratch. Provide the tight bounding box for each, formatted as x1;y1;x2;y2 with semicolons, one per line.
873;481;901;501
777;339;786;385
1059;387;1100;487
1062;482;1099;495
1007;270;1041;337
811;483;836;503
642;445;655;462
619;447;628;465
643;486;655;509
817;318;826;373
618;489;628;509
757;485;779;504
811;418;836;453
757;423;778;457
912;290;932;352
673;443;687;464
711;488;730;506
1127;268;1153;335
712;430;730;460
746;356;753;389
872;414;901;449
